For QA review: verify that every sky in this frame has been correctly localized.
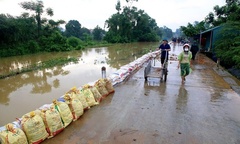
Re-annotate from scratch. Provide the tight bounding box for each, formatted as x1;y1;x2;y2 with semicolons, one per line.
0;0;226;31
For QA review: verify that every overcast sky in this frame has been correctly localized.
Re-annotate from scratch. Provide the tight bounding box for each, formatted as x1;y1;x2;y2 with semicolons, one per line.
0;0;226;31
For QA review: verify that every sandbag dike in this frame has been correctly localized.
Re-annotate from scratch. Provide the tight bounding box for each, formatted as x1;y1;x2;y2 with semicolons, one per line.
0;50;177;144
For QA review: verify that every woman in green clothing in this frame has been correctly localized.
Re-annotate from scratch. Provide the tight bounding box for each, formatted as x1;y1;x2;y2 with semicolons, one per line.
177;44;192;84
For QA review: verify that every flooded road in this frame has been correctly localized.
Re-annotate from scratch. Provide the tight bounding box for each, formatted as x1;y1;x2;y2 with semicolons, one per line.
41;44;240;144
0;42;158;126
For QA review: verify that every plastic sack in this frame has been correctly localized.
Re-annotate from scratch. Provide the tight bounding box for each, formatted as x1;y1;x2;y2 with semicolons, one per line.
94;80;109;97
52;100;73;128
120;64;133;73
64;94;84;121
40;107;64;139
0;123;28;144
68;87;89;110
113;69;130;80
21;111;49;144
108;74;121;86
103;78;115;94
82;85;98;107
90;86;102;103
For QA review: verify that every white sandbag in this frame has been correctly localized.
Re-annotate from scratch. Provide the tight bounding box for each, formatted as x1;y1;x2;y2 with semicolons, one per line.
108;73;121;86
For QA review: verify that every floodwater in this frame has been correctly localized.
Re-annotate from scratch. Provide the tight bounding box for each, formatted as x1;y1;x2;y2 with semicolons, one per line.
0;42;159;126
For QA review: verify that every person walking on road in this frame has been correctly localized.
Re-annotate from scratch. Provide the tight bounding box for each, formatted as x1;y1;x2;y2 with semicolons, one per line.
158;39;171;67
177;43;192;84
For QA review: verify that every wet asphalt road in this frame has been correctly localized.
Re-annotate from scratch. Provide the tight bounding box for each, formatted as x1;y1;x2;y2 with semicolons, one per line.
42;45;240;144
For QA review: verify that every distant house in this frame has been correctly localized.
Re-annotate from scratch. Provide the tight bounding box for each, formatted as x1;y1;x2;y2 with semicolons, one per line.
199;26;222;61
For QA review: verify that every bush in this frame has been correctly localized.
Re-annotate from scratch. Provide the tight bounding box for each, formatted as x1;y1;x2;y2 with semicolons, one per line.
214;21;240;68
67;36;82;48
26;40;40;53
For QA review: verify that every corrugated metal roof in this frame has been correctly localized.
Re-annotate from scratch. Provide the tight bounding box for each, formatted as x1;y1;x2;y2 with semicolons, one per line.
200;26;221;34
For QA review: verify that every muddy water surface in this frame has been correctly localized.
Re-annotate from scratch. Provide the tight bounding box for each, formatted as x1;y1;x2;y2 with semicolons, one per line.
0;42;158;126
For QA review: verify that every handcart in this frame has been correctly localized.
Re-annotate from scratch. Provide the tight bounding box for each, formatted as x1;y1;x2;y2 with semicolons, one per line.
144;50;168;82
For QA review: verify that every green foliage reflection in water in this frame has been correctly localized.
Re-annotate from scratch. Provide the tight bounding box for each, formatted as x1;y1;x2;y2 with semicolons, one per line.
0;57;78;79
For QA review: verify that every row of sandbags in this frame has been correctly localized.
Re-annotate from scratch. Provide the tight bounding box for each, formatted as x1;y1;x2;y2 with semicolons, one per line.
0;78;114;144
108;50;161;86
0;50;160;144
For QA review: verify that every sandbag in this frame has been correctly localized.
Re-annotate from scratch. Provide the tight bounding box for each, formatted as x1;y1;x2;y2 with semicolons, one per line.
90;86;102;103
21;111;49;144
82;85;98;107
64;94;84;121
40;107;64;139
95;79;109;97
52;100;73;128
108;74;120;86
68;87;89;110
0;123;28;144
102;78;115;94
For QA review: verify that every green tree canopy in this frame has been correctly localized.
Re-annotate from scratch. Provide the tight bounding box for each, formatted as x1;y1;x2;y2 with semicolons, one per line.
64;20;82;38
19;0;53;37
205;0;240;27
214;21;240;68
104;0;159;43
92;25;105;41
180;21;206;37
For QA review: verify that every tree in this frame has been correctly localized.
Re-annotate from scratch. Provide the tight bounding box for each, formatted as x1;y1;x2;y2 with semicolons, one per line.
104;0;159;43
64;20;81;38
160;26;173;40
20;0;53;37
116;0;121;13
92;25;105;41
205;0;240;27
80;27;91;40
180;21;206;37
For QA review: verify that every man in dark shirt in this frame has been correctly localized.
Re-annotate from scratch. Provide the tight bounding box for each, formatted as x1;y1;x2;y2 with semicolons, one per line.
190;41;199;60
159;39;171;66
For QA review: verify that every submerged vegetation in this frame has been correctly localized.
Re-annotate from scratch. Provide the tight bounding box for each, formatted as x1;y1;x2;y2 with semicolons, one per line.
0;57;79;79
